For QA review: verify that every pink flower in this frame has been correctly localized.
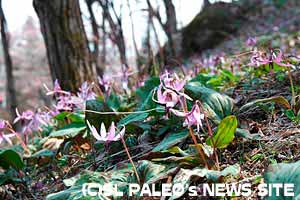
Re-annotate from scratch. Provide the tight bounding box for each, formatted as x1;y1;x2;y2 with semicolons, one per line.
171;103;204;132
160;71;185;92
249;49;291;67
44;79;70;96
27;112;50;132
14;108;34;124
87;121;125;142
0;119;15;145
246;37;257;47
54;95;74;111
156;84;180;108
98;76;111;96
77;81;96;101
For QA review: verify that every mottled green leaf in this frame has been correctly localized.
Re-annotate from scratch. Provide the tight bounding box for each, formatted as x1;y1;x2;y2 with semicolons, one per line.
185;81;234;123
264;161;300;200
153;131;189;152
50;123;86;137
206;115;238;149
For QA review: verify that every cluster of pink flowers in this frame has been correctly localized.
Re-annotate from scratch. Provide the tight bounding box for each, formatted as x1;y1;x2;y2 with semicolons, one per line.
12;108;52;144
155;71;204;132
249;49;291;67
45;80;96;112
0;80;98;146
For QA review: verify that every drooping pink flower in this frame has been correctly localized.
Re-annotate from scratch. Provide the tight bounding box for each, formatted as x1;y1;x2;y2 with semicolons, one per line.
44;79;70;96
171;103;204;132
77;81;96;101
98;76;112;96
156;84;180;108
72;82;97;109
246;37;257;47
0;119;15;145
160;71;186;92
27;112;50;132
14;108;35;124
87;121;125;142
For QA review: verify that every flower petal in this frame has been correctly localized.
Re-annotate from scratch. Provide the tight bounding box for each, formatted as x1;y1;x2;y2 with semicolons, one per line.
113;125;125;141
100;122;107;138
87;120;103;141
107;122;116;141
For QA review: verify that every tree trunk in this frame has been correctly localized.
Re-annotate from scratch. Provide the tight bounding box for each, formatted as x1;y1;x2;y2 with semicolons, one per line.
0;0;17;120
101;11;106;68
86;0;104;77
162;0;177;60
98;0;128;70
182;1;259;57
127;0;142;72
147;0;178;64
33;0;96;91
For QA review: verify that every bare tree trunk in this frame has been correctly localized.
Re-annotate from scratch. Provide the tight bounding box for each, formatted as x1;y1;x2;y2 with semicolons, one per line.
86;0;104;77
147;0;178;63
33;0;96;91
146;11;154;71
98;0;128;70
0;0;17;120
162;0;177;57
101;11;106;68
127;0;142;72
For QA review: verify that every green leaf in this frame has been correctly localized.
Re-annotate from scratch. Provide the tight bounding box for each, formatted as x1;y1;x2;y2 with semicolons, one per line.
0;149;24;170
264;161;300;200
68;113;85;123
240;96;291;112
118;112;149;127
285;109;296;121
47;169;129;200
206;115;238;149
0;168;22;186
31;149;55;158
54;112;69;120
130;160;166;184
50;123;86;137
136;77;160;102
185;81;234;123
152;131;189;152
46;185;85;200
152;156;198;166
136;77;160;111
106;92;121;112
162;146;189;156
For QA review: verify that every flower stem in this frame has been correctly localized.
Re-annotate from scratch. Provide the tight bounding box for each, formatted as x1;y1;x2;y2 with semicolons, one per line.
198;101;220;170
181;97;209;168
120;137;141;184
188;127;209;168
288;69;296;111
8;128;29;153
